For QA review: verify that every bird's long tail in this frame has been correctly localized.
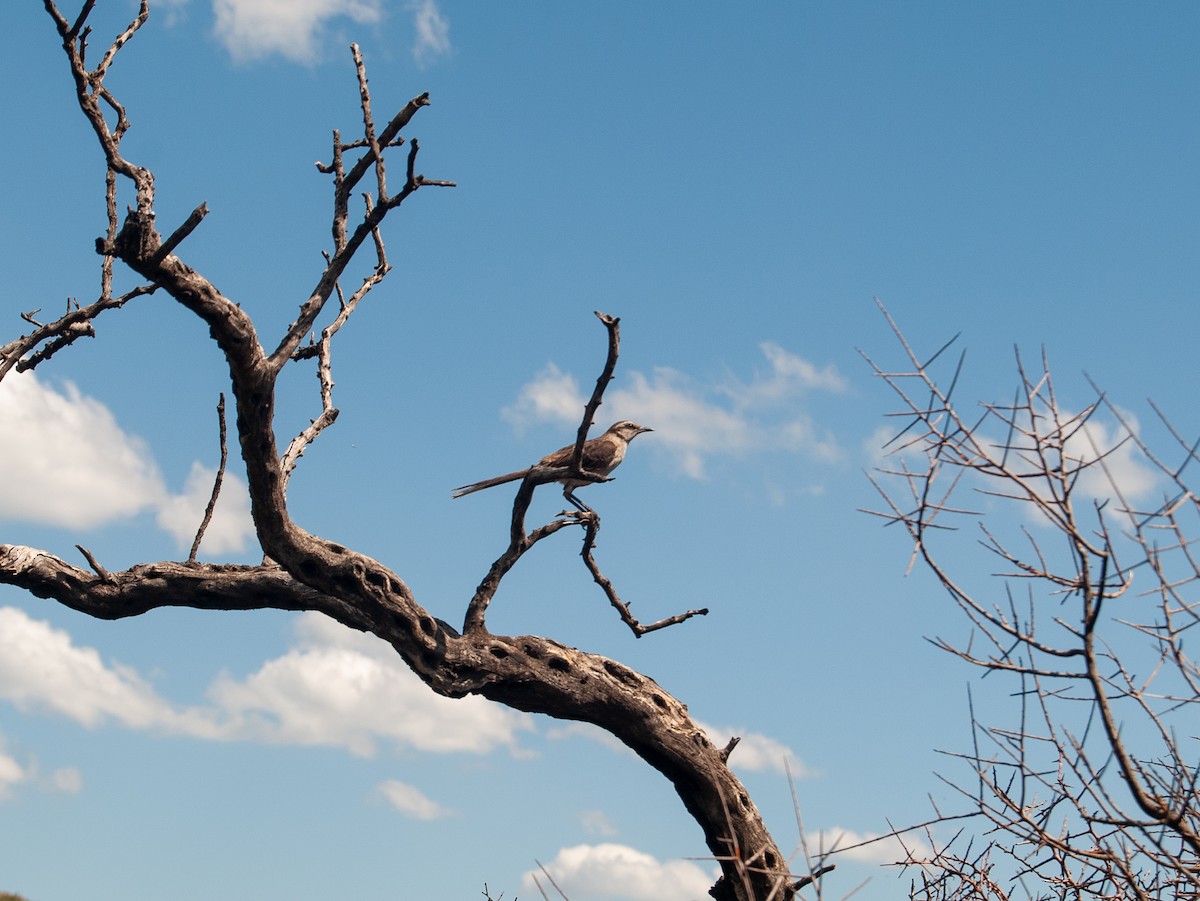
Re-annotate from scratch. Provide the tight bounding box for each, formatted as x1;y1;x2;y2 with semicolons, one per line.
451;468;531;498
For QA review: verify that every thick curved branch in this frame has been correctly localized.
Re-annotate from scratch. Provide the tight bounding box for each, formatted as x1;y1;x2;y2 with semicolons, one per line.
97;69;773;900
1;544;344;622
0;538;789;900
19;13;795;898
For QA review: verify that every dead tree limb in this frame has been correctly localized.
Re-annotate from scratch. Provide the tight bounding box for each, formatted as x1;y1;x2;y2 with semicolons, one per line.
188;394;228;564
0;5;796;899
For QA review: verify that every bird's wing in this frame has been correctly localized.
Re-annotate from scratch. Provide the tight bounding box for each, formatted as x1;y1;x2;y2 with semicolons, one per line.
536;442;576;468
537;435;616;473
580;435;622;475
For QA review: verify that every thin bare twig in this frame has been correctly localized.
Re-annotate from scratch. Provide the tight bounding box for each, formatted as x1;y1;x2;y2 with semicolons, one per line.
866;305;1200;899
189;394;228;564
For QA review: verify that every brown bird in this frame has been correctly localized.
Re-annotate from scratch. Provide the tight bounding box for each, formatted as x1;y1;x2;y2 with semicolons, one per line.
453;420;653;511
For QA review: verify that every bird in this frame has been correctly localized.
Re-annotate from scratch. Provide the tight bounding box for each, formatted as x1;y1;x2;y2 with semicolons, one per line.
453;420;653;511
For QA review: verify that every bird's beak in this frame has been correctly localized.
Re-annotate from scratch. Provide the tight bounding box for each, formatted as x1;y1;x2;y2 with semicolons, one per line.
640;426;654;434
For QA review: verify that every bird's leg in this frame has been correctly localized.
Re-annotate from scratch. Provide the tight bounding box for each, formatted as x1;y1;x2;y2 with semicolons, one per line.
563;487;593;514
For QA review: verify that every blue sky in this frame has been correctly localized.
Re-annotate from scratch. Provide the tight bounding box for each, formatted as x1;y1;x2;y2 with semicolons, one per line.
1;2;1198;899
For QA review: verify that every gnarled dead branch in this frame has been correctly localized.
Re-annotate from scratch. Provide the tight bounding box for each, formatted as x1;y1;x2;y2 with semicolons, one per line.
0;5;796;899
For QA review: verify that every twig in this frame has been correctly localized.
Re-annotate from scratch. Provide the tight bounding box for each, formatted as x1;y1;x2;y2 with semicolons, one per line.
570;312;620;470
75;544;112;582
579;511;708;636
189;394;228;563
149;202;209;267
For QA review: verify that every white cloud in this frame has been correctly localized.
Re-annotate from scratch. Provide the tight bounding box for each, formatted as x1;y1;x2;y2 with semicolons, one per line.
210;0;452;66
0;607;530;758
409;0;451;67
0;606;197;731
615;368;761;478
0;731;83;802
151;0;190;27
579;809;619;837
375;779;454;819
1064;410;1159;505
207;613;532;756
503;363;585;432
502;344;845;480
0;371;255;554
863;422;915;468
699;722;815;778
0;742;28;800
809;826;927;865
550;718;815;780
0;370;166;528
155;461;256;557
525;843;714;901
213;0;384;63
868;403;1162;524
738;342;848;401
49;766;84;795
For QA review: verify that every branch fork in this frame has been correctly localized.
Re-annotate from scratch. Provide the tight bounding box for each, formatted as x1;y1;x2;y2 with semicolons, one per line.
462;312;707;638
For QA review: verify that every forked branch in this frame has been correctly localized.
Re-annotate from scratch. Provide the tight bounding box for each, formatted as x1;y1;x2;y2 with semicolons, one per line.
7;8;794;899
462;313;707;638
865;307;1200;898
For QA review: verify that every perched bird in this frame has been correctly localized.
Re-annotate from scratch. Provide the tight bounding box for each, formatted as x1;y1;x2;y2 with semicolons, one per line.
453;420;653;511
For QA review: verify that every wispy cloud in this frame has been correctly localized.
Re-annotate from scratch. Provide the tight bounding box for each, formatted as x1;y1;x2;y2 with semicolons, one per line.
209;0;452;66
1062;408;1159;506
151;0;190;27
49;766;84;795
0;737;27;800
207;613;531;755
213;0;384;63
0;371;255;556
409;0;451;68
699;722;816;778
503;343;846;480
0;731;82;803
548;718;815;779
375;779;454;819
0;608;531;757
524;843;714;901
810;825;929;864
0;606;207;732
579;808;619;837
866;403;1162;515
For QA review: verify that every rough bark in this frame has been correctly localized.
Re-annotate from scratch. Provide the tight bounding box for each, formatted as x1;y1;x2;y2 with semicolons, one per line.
0;536;792;899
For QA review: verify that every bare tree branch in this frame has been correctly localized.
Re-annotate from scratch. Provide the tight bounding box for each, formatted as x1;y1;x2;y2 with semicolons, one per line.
3;8;793;900
460;313;707;638
866;306;1200;899
189;394;228;564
